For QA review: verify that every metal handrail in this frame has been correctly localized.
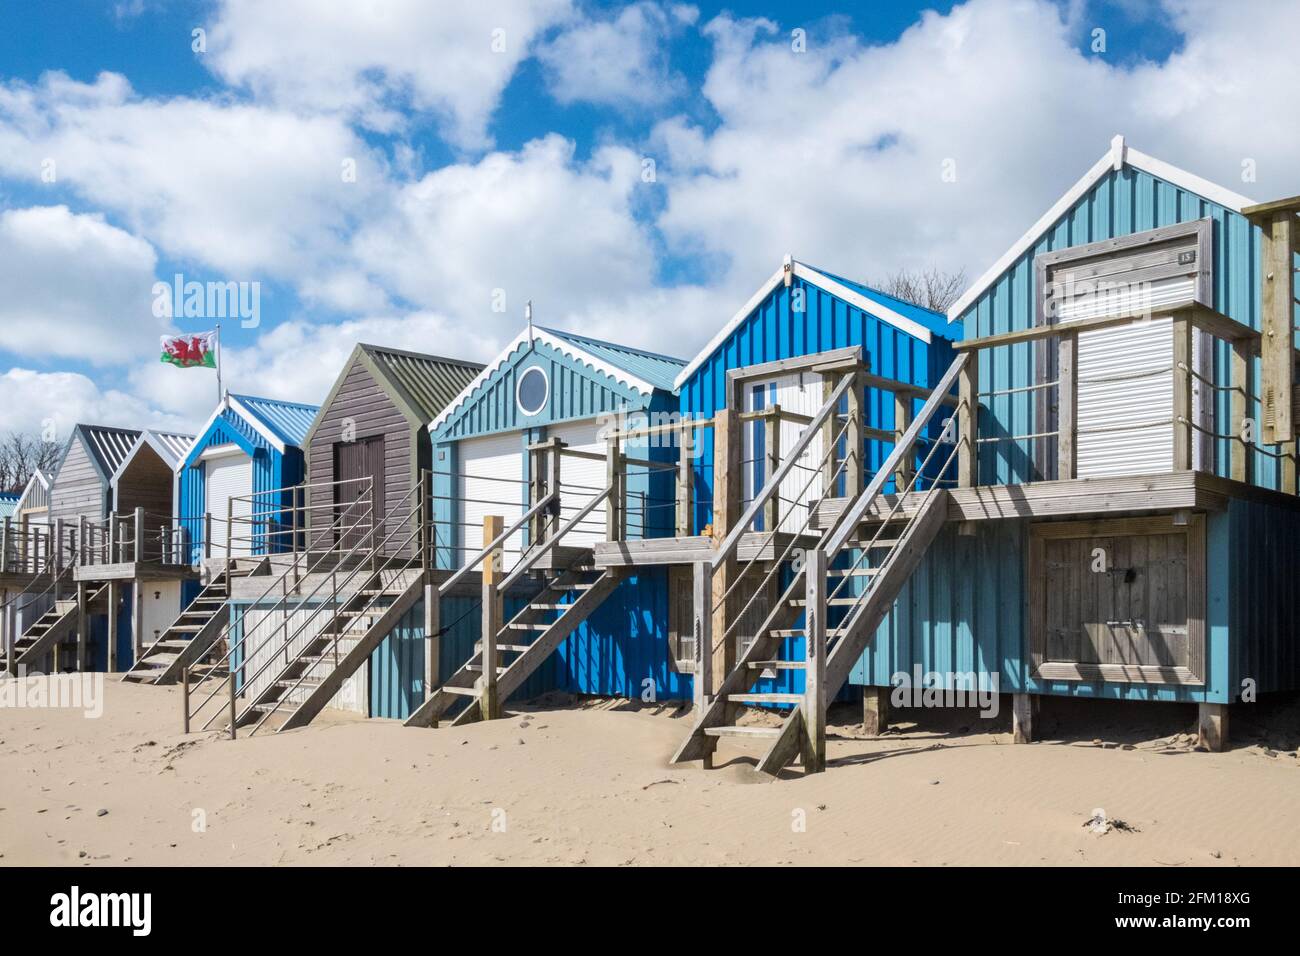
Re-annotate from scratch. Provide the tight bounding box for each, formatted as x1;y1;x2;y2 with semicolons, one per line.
220;477;427;731
246;521;425;736
499;485;612;593
711;371;856;570
438;491;557;597
184;481;376;719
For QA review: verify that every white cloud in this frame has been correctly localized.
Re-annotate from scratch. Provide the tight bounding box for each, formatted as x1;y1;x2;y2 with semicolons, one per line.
0;367;189;436
350;134;659;346
654;0;1300;306
539;2;697;108
0;72;387;298
206;0;573;149
0;205;163;364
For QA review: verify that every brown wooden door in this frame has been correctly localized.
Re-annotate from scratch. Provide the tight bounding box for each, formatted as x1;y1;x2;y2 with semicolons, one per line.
1030;516;1204;685
334;436;385;550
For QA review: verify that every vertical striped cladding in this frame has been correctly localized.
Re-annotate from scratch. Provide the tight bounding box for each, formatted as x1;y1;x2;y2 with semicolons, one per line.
177;407;306;561
955;165;1292;489
50;438;110;525
368;573;688;719
676;277;957;533
434;338;651;441
848;517;1233;704
1227;497;1300;697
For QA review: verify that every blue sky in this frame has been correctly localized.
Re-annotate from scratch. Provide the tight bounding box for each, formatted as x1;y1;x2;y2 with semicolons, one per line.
0;0;1293;436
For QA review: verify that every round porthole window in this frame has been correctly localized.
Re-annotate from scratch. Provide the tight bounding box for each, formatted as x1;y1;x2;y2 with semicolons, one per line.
516;366;549;416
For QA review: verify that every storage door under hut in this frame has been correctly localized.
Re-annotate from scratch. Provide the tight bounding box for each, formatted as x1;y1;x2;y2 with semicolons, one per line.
333;436;385;551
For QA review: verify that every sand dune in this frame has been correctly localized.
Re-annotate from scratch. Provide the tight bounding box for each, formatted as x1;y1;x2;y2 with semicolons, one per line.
2;677;1299;866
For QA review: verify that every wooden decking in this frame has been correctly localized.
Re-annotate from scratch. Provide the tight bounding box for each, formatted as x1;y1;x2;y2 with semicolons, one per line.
593;530;820;568
73;560;200;583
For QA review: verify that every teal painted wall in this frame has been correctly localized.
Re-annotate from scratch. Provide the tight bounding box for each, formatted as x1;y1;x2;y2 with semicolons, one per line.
955;164;1298;490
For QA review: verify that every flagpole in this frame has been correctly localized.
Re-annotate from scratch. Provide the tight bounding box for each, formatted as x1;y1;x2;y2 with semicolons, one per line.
215;321;223;402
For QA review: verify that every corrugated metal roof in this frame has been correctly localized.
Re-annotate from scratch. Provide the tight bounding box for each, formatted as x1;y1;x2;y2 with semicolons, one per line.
0;493;19;520
146;430;195;470
810;269;954;338
539;328;686;392
360;345;485;422
231;394;319;447
77;424;142;479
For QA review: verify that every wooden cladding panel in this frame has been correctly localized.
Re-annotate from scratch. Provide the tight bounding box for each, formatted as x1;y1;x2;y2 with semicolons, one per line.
1030;515;1205;685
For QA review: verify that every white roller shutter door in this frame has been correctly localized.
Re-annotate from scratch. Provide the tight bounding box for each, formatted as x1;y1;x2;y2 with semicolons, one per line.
205;452;253;556
459;432;526;570
1070;273;1212;479
547;419;608;547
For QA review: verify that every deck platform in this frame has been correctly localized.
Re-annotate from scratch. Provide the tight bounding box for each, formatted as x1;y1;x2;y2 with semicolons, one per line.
593;530;819;568
73;561;200;583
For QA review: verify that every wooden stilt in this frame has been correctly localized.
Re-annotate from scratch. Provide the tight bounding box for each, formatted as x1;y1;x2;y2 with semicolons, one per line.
802;549;827;774
1199;702;1229;752
479;514;503;721
1012;693;1035;744
423;581;439;701
106;580;119;673
862;686;890;736
692;560;715;768
76;581;88;672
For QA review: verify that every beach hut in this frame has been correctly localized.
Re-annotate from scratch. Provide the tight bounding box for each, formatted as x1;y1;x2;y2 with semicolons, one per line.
301;344;485;557
175;392;319;563
666;137;1300;774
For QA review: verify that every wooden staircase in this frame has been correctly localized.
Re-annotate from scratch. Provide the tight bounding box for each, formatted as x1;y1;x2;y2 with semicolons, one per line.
233;567;425;734
2;579;110;672
405;553;623;728
121;559;266;685
672;351;969;776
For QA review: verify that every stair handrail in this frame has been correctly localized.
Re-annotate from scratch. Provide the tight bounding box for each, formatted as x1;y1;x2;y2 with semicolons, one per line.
823;351;969;562
183;478;375;712
710;370;857;572
710;413;856;654
438;490;558;597
214;475;429;731
245;521;425;736
498;484;612;594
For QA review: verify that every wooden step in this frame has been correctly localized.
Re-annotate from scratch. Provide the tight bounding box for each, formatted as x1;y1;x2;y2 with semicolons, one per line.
703;725;782;738
746;660;806;670
474;643;531;653
850;538;901;549
439;685;480;698
770;627;847;638
787;597;863;607
463;664;508;675
505;622;549;631
727;693;803;705
826;568;881;578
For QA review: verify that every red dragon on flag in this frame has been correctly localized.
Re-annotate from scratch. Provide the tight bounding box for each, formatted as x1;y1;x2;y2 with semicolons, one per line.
160;331;218;368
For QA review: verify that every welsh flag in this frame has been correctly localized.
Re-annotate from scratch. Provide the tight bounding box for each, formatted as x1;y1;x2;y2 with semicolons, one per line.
160;331;217;368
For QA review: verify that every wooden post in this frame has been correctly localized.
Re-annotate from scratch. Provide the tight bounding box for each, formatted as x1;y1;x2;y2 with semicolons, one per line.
802;548;827;773
547;438;563;539
75;581;88;671
692;560;715;768
0;516;8;575
893;392;914;492
762;407;780;532
106;580;119;673
1198;702;1229;752
605;435;622;542
204;512;212;560
479;514;503;721
845;369;864;499
133;507;144;564
675;423;694;537
862;686;890;736
53;518;64;577
711;407;741;694
958;356;979;487
107;513;117;564
1230;338;1253;484
1012;693;1035;744
1260;212;1295;445
78;516;88;566
423;580;439;701
1172;313;1194;470
229;658;237;740
1057;331;1077;480
132;579;144;663
182;662;191;734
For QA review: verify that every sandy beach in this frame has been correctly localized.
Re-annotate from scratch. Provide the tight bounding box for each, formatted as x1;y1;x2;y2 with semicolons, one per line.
2;676;1299;867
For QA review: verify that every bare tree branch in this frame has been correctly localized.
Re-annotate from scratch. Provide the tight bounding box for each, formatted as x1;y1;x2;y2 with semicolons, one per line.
0;431;62;494
875;267;968;314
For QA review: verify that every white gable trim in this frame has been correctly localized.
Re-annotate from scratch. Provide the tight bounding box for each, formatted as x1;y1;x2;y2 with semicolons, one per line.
428;327;659;434
946;136;1260;322
672;259;935;390
110;430;191;487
